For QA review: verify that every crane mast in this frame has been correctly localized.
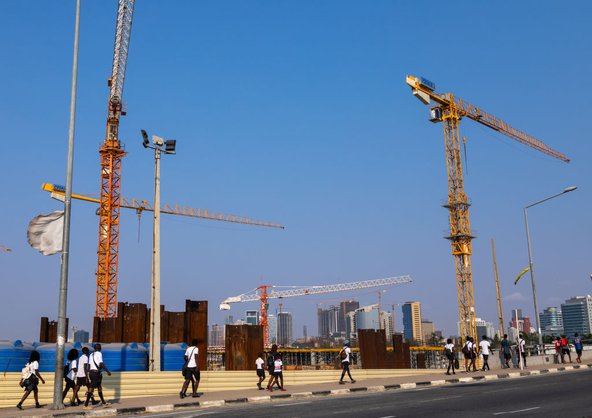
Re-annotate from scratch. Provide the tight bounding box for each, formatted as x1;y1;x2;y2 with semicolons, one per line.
220;275;412;347
406;75;569;346
96;0;135;318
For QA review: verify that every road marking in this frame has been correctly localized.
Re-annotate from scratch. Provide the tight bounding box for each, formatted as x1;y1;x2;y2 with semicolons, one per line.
274;401;312;407
378;416;396;418
416;395;461;403
493;406;540;415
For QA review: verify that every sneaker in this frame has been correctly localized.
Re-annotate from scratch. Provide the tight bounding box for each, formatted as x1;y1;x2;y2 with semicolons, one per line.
102;403;109;408
351;380;356;384
268;387;273;392
16;404;23;410
191;393;200;398
83;405;92;410
35;404;42;409
257;383;262;389
339;381;345;385
179;392;185;399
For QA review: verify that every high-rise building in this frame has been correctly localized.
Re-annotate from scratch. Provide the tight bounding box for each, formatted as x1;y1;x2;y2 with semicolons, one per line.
561;296;592;336
421;320;435;344
355;304;380;330
303;325;308;342
540;307;563;335
345;311;356;339
224;315;235;325
73;329;89;343
380;311;393;337
475;318;495;339
317;306;339;338
402;302;422;344
246;310;259;326
338;300;359;335
267;314;278;345
277;312;293;346
209;324;225;347
509;309;531;334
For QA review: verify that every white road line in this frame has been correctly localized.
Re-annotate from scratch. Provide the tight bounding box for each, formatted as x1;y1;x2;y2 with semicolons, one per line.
378;416;396;418
416;395;461;403
493;406;540;415
274;401;312;407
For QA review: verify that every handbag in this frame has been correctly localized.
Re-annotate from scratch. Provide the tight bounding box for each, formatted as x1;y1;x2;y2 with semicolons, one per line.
182;347;196;376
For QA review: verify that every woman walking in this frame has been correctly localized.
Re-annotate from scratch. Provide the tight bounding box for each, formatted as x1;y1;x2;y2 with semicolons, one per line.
63;348;79;405
17;351;45;410
444;338;456;375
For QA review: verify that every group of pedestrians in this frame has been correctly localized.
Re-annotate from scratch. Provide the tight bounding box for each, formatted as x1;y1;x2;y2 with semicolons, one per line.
554;333;583;364
17;343;111;410
445;334;524;374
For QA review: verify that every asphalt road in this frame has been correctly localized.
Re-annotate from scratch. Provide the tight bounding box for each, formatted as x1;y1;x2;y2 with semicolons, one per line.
144;369;592;417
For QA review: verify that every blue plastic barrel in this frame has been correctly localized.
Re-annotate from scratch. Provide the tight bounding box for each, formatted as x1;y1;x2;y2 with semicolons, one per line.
35;342;84;372
0;340;34;372
100;343;148;372
162;343;188;371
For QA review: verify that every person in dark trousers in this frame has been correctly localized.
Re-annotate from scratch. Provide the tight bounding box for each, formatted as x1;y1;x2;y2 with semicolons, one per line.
478;335;491;371
444;338;456;375
462;336;472;372
74;347;94;406
574;333;583;363
84;343;111;409
180;339;200;398
518;334;527;368
339;340;356;384
271;353;286;391
265;344;281;390
62;348;79;405
468;337;478;371
560;335;572;363
17;351;45;410
255;352;265;390
500;334;511;368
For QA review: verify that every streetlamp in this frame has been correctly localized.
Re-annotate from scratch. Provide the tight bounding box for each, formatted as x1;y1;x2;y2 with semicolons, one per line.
524;186;577;351
141;129;176;372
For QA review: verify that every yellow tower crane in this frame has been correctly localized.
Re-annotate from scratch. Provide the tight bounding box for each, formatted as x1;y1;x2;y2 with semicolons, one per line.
405;75;569;345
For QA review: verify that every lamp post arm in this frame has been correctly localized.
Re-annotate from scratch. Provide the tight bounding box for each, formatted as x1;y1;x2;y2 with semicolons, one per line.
525;191;567;209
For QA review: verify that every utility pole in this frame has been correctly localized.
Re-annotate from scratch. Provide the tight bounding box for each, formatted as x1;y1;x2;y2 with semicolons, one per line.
377;290;383;330
491;239;505;338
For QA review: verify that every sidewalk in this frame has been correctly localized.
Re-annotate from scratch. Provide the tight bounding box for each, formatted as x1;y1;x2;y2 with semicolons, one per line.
3;362;589;417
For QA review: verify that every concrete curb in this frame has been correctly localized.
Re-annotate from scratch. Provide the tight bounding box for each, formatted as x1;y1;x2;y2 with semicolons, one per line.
17;364;592;417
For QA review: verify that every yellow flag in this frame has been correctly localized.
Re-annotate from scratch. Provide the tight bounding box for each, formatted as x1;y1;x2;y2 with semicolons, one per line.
514;266;531;285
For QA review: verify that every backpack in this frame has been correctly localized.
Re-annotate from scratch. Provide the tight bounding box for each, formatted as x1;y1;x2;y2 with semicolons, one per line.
339;348;347;360
63;362;70;378
444;347;453;359
561;337;568;347
21;363;32;380
461;343;470;355
266;354;275;369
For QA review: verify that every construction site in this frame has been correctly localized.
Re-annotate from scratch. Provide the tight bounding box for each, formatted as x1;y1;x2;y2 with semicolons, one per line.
1;0;589;415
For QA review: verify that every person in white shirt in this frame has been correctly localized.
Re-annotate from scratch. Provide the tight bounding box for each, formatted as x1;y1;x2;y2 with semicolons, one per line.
180;339;200;399
339;340;356;384
269;353;286;391
444;338;456;375
62;348;79;405
17;350;45;410
84;343;111;409
479;335;491;371
255;352;265;390
518;334;527;368
73;347;94;406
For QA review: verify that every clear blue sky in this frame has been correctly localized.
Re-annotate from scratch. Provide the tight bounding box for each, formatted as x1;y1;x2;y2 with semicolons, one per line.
1;1;590;341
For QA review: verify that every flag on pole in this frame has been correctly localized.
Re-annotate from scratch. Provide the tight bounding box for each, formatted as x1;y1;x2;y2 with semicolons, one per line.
514;266;531;285
27;211;64;256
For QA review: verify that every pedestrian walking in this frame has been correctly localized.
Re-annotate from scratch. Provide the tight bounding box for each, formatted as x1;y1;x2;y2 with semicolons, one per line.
180;339;200;398
479;335;491;371
500;334;511;368
444;338;456;375
468;337;477;371
554;337;562;363
62;348;79;405
518;334;527;368
256;352;265;390
462;337;471;372
573;333;583;363
16;351;45;410
84;343;111;409
73;347;93;406
560;335;572;363
338;340;356;384
272;353;286;391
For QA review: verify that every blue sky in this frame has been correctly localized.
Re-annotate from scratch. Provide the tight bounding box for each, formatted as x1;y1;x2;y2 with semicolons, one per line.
1;1;590;341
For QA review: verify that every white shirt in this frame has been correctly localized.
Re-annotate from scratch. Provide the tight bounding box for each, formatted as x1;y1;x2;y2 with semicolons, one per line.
89;351;103;371
185;346;198;368
518;339;525;353
479;340;491;356
444;343;454;353
255;358;264;370
29;361;39;374
67;359;77;380
342;346;351;363
274;359;283;373
77;354;89;377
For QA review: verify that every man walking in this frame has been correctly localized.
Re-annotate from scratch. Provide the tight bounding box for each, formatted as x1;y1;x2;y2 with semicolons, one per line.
84;344;111;409
560;335;572;363
338;340;355;384
500;334;511;368
574;333;583;363
180;339;200;398
479;335;491;371
518;334;527;368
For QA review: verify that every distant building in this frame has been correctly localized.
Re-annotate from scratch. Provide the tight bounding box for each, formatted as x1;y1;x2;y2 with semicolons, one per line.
277;312;293;346
475;318;495;340
345;311;356;339
509;309;532;334
540;307;563;336
338;300;359;336
402;302;422;344
73;329;89;343
246;310;259;326
421;320;435;344
209;324;225;347
303;325;308;342
355;304;380;330
317;306;339;338
561;296;592;336
380;311;393;337
267;314;278;345
224;315;235;325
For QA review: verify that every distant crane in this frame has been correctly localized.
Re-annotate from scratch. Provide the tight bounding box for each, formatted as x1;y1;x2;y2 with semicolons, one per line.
220;275;412;347
0;245;12;252
405;75;569;345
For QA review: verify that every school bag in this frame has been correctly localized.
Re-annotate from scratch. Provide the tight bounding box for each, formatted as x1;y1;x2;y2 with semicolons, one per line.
266;354;275;369
461;343;470;355
339;348;347;360
21;363;32;380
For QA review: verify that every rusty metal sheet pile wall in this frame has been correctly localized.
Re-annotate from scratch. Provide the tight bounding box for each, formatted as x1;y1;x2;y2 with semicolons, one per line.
358;329;387;369
225;325;263;371
39;317;69;343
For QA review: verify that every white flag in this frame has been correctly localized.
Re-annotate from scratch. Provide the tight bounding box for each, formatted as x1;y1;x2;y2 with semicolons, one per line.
27;211;64;256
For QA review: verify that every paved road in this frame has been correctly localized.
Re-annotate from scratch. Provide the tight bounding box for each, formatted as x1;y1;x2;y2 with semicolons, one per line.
143;369;592;417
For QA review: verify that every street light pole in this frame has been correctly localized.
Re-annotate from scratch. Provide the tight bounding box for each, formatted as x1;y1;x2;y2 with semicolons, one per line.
524;186;577;350
141;130;176;372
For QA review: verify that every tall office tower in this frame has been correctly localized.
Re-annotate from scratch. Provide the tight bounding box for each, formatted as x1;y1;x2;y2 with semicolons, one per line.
267;314;278;345
317;306;339;338
475;318;495;339
540;307;563;335
209;324;225;347
354;304;380;330
246;310;259;326
380;311;394;337
74;329;89;343
402;301;423;344
303;325;308;342
421;320;435;344
338;300;360;335
345;311;357;339
561;296;592;336
277;312;293;346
